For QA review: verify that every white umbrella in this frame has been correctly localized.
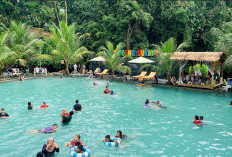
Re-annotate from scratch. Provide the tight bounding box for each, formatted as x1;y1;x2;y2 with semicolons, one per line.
128;56;154;71
128;56;154;64
90;56;106;67
90;56;106;62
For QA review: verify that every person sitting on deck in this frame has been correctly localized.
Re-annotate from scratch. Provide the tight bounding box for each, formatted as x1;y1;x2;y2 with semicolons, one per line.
170;76;177;85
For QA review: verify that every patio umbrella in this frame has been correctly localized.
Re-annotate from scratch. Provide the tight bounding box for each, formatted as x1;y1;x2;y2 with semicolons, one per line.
89;56;106;67
128;56;154;68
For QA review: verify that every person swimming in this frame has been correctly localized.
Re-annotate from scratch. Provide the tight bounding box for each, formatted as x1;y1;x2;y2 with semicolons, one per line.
40;102;49;108
230;101;232;106
28;102;33;110
102;135;120;146
115;130;127;141
140;81;145;87
144;99;151;108
60;76;63;80
154;100;167;109
64;134;85;148
193;115;202;125
27;124;58;134
104;86;110;94
93;83;99;86
199;116;206;125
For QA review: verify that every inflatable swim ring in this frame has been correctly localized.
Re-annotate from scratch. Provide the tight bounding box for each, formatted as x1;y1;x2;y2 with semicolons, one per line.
70;146;90;157
104;138;122;146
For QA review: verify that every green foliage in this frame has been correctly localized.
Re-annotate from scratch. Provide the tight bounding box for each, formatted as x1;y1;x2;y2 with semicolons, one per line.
154;37;189;81
193;64;201;74
200;64;208;76
50;21;94;73
0;0;232;77
98;41;131;78
189;66;193;75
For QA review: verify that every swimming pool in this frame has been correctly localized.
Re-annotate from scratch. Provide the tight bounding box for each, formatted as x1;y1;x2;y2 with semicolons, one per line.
0;77;232;157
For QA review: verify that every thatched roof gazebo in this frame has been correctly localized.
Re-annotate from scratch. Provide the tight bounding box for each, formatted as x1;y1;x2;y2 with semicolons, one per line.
171;52;226;89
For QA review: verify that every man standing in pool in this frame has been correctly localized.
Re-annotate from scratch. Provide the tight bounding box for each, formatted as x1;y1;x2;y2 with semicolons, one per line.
0;108;9;118
73;100;82;111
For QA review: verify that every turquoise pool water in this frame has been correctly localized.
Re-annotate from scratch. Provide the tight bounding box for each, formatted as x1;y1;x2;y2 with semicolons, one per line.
0;77;232;157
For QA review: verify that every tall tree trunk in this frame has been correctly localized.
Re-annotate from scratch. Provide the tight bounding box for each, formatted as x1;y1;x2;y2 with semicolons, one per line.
126;23;132;50
65;0;68;25
54;0;60;25
65;62;69;74
111;71;114;80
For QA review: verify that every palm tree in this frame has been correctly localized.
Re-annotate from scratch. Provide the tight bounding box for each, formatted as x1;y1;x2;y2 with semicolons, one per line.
98;41;131;79
154;37;189;81
209;22;232;70
1;21;40;67
0;31;15;74
50;21;94;73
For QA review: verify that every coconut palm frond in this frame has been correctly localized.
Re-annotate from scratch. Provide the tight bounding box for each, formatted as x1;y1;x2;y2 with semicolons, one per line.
225;55;232;67
16;59;27;67
74;46;88;54
176;42;189;52
32;54;53;61
118;65;131;75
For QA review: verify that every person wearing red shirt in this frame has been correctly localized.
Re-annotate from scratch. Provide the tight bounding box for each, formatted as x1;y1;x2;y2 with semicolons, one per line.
104;86;110;94
193;115;202;125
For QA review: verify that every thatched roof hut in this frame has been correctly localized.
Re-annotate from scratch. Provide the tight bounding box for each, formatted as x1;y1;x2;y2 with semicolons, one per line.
170;52;225;62
170;52;225;89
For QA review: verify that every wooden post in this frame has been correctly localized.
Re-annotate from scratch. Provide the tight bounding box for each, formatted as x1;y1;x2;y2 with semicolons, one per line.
220;63;223;84
179;61;182;84
211;63;216;86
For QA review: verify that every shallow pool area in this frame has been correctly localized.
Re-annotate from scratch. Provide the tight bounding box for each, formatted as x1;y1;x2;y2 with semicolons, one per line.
0;77;232;157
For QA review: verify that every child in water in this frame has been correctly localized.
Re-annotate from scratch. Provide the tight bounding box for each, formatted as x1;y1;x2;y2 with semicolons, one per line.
140;81;145;87
93;83;99;86
102;135;120;146
199;116;206;125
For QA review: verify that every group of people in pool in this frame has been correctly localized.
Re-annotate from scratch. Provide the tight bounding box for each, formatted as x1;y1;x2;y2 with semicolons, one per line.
103;86;120;95
102;130;127;144
144;99;167;109
28;102;49;109
193;115;206;126
26;100;85;156
36;134;85;156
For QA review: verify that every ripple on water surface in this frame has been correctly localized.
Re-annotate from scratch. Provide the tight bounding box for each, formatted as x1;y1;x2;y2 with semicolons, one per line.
0;78;232;156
